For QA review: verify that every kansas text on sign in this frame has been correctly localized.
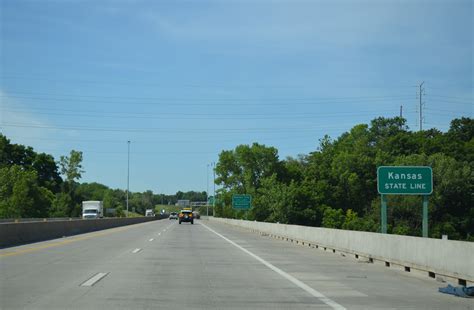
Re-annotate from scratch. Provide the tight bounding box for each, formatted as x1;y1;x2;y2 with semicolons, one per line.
377;166;433;195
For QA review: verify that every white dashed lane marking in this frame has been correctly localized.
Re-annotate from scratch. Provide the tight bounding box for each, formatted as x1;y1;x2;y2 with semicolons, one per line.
80;273;108;287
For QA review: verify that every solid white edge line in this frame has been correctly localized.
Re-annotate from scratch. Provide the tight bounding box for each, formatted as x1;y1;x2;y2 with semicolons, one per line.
200;223;346;310
81;272;109;287
132;248;141;253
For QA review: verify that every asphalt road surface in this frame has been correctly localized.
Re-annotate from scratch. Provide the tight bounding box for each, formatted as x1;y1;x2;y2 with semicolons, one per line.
1;219;472;309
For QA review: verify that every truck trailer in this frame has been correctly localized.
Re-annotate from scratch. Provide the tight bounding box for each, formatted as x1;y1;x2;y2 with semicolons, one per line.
82;201;104;219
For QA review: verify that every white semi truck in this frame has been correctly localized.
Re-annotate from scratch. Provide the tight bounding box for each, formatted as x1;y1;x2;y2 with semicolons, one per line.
82;201;104;219
145;209;155;217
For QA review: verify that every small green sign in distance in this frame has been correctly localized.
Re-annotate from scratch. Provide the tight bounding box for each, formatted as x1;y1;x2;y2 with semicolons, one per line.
207;196;215;205
232;194;252;210
377;166;433;195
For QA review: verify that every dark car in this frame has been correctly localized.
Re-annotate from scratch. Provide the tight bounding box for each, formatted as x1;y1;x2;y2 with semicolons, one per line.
169;212;178;220
178;210;193;224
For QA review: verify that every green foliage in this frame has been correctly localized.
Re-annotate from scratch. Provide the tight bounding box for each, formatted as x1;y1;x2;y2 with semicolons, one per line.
175;191;207;202
0;134;216;219
0;165;53;218
115;206;125;217
322;207;345;229
59;150;84;184
50;192;74;217
214;117;473;241
1;115;472;241
0;134;62;193
215;143;282;194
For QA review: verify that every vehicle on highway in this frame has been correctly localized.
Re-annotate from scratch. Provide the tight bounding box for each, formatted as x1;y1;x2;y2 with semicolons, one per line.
145;209;154;217
178;210;193;224
193;211;200;219
82;201;104;219
169;212;178;220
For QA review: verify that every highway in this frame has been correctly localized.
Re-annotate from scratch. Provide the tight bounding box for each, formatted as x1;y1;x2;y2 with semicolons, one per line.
1;219;471;309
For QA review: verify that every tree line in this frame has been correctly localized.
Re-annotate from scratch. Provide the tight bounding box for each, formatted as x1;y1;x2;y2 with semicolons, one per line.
0;134;206;218
213;117;473;241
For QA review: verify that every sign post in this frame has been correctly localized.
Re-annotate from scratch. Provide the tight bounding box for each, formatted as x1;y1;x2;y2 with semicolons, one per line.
377;166;433;237
381;195;387;234
422;195;429;237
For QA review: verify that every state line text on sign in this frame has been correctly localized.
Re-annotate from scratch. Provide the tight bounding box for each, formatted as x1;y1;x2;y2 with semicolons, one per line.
377;166;433;195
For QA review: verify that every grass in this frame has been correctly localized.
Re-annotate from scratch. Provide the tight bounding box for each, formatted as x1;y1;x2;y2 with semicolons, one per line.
154;205;181;214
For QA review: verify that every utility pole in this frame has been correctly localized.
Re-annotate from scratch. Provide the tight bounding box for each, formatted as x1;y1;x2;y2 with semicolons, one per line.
212;162;216;217
126;140;130;217
399;105;403;130
206;164;210;218
418;81;425;131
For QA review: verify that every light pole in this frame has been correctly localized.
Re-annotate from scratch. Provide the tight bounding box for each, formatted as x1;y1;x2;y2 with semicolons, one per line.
126;140;130;217
212;162;216;217
206;164;210;218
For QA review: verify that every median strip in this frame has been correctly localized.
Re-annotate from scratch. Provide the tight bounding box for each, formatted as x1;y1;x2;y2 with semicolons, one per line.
0;219;160;257
81;272;109;287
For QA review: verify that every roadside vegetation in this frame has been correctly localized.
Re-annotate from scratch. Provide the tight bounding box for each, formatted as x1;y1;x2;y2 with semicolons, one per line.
1;116;472;240
213;117;473;241
0;133;205;218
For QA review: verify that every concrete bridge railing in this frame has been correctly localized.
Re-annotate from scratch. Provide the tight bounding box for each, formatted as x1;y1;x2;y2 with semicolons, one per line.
210;217;474;286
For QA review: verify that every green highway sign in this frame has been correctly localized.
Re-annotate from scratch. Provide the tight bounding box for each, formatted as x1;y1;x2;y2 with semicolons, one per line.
377;166;433;195
207;196;215;205
232;194;252;210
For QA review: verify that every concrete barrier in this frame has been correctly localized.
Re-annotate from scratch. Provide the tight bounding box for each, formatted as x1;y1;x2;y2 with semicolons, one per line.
0;216;163;248
210;217;474;285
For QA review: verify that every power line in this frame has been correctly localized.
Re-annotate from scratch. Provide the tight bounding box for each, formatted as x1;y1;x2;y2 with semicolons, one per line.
428;94;472;102
1;122;356;133
0;75;418;89
2;108;397;120
1;94;414;107
428;99;472;106
3;133;330;144
425;107;472;114
2;90;416;102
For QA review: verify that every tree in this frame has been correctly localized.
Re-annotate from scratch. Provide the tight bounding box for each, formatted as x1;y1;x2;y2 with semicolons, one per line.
322;207;345;229
0;165;53;218
215;143;282;194
0;134;62;193
75;182;109;201
0;134;35;168
59;150;84;184
50;192;73;217
32;153;62;193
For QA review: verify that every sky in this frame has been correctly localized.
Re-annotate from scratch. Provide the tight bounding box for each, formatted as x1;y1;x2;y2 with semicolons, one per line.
0;0;472;195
